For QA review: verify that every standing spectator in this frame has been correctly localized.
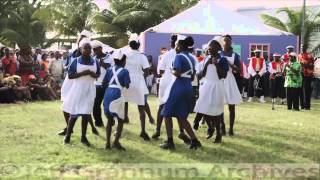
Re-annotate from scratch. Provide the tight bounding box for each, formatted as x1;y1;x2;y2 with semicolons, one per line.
1;48;17;75
313;57;320;99
49;51;64;83
18;46;35;86
34;48;42;63
284;52;302;111
39;54;50;79
298;45;314;110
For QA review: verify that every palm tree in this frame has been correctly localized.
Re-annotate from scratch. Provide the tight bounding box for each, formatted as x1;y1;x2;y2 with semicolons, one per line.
0;1;46;48
92;0;199;48
261;7;320;53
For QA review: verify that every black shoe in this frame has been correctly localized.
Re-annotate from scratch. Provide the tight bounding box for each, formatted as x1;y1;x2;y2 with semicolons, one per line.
140;132;151;141
221;126;226;136
193;120;200;130
95;121;104;127
189;139;202;150
178;133;191;145
80;136;91;147
214;135;222;144
58;128;67;136
229;129;234;136
151;131;161;139
92;128;99;136
112;142;126;151
64;135;70;144
160;141;175;150
206;128;215;139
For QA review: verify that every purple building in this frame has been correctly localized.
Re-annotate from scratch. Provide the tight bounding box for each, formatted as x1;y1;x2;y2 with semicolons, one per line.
139;0;298;65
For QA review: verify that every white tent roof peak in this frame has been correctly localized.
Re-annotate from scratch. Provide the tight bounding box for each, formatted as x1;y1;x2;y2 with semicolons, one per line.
149;0;292;36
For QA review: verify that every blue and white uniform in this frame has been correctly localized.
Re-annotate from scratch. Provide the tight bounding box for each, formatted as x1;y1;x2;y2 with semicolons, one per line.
62;56;100;115
94;53;114;86
161;51;195;119
221;51;242;105
103;66;131;120
194;55;229;116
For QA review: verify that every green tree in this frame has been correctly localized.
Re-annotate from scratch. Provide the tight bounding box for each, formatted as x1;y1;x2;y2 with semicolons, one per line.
261;7;320;53
0;1;46;48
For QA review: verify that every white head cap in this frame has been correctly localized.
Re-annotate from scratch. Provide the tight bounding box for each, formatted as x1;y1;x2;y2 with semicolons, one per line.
113;49;125;60
80;30;92;38
0;43;5;48
289;52;297;57
177;34;187;41
91;40;103;49
286;45;294;49
210;36;224;48
79;38;91;48
128;33;140;43
254;49;262;53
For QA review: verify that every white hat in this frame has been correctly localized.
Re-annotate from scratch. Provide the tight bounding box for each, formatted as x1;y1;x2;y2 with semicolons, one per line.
273;53;281;57
177;34;187;41
289;52;297;57
128;33;140;43
91;40;103;49
254;49;262;53
102;44;115;53
113;49;125;60
79;38;91;48
286;45;294;49
210;36;224;48
80;30;92;38
0;43;4;48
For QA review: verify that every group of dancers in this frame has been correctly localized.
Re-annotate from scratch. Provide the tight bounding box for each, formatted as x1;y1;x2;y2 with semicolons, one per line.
56;30;272;151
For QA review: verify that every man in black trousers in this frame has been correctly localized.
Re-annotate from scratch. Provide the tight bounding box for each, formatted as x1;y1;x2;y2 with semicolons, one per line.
92;40;113;127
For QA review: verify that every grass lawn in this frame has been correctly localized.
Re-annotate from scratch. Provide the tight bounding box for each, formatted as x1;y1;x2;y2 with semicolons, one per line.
0;96;319;179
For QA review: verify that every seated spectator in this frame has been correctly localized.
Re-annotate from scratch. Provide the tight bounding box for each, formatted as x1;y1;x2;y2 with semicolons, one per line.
27;75;57;101
0;74;16;103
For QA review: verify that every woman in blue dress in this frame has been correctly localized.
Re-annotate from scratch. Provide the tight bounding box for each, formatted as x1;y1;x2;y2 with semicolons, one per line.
103;50;131;151
160;35;201;150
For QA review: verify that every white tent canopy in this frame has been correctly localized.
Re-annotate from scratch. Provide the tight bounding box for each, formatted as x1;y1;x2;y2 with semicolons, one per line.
149;0;291;36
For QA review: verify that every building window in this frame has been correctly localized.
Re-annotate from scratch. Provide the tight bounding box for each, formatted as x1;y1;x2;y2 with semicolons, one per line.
249;43;270;59
314;26;320;33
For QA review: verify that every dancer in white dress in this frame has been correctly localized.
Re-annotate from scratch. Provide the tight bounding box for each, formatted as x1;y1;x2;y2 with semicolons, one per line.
220;35;242;136
63;42;100;146
123;35;152;141
58;37;99;136
194;36;229;143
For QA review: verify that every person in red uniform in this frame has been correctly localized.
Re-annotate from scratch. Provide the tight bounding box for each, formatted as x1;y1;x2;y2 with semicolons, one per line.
248;50;267;103
1;48;17;76
281;45;295;64
298;45;314;110
269;53;286;104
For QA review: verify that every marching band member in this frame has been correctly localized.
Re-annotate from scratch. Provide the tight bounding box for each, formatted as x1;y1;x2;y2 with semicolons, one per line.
103;50;131;151
194;36;229;143
160;35;201;150
248;50;267;103
281;45;295;64
284;52;302;111
298;45;315;110
269;53;286;104
220;35;242;136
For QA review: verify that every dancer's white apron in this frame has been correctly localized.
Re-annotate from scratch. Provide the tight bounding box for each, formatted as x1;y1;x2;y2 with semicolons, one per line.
60;58;77;102
158;50;175;105
194;62;225;116
108;67;125;120
224;53;243;105
62;59;97;115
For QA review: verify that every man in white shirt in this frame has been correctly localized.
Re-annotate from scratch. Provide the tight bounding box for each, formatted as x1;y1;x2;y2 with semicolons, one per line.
49;51;64;83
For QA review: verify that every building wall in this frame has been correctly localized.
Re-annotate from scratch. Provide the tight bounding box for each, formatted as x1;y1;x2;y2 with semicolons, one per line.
142;31;298;66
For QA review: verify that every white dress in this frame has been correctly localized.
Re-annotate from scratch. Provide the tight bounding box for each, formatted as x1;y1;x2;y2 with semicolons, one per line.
224;53;242;105
194;57;225;116
62;59;97;115
60;57;76;102
158;49;175;105
123;50;150;105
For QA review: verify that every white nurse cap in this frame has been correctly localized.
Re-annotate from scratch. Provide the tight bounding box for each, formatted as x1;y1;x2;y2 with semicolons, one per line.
91;40;103;49
80;30;92;38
